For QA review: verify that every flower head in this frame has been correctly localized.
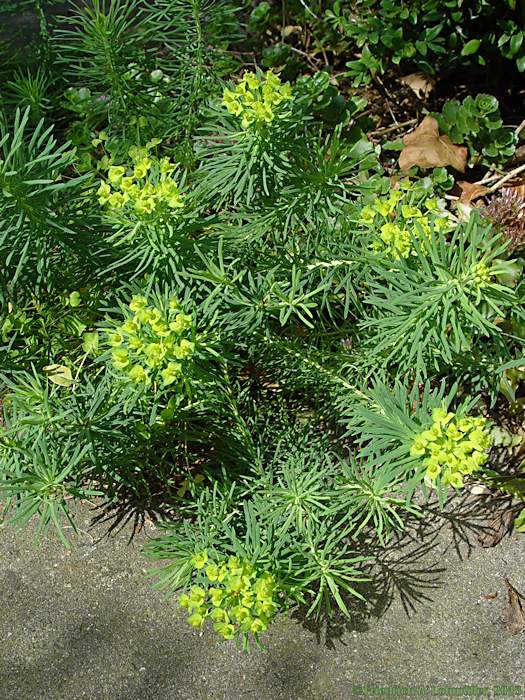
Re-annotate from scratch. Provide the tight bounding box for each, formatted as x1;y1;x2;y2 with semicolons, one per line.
412;409;491;488
222;69;293;129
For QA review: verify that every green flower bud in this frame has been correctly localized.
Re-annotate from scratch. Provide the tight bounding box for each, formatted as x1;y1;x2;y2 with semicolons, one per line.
169;313;192;334
112;349;130;370
150;69;163;83
206;564;220;582
178;593;190;609
187;611;205;628
129;295;148;313
209;588;224;607
214;622;235;640
210;607;226;622
232;606;251;623
250;618;267;635
161;362;182;386
109;332;124;347
121;319;139;335
128;364;149;383
191;550;208;569
189;586;206;606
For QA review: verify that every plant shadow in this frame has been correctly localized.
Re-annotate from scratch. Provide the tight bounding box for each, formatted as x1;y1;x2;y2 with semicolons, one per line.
85;417;252;544
291;483;517;648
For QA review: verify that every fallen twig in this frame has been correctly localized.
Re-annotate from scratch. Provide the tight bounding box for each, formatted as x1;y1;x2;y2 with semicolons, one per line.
476;167;501;185
488;163;525;193
515;119;525;137
289;46;319;69
298;0;320;19
368;118;418;138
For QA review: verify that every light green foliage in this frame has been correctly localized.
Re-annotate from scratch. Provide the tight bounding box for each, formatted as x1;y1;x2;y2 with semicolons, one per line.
0;434;99;547
0;108;89;302
342;379;495;505
434;94;517;167
359;215;520;379
2;67;51;123
515;509;525;532
197;72;298;207
357;182;452;259
0;0;523;649
222;69;293;129
97;142;184;215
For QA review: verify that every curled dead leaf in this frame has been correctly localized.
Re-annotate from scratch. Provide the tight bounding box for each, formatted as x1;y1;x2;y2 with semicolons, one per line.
470;483;491;496
504;577;525;635
501;182;525;200
513;145;525;163
458;181;490;206
399;116;467;173
282;25;302;38
43;364;73;387
399;72;436;100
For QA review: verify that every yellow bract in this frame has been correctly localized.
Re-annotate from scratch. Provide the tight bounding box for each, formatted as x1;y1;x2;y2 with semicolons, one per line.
358;187;452;259
96;143;184;216
411;409;491;488
222;69;293;129
107;294;195;388
179;553;279;641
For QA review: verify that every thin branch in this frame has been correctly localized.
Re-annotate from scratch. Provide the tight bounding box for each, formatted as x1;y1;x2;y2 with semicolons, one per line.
488;163;525;193
298;0;320;19
368;118;417;138
514;119;525;138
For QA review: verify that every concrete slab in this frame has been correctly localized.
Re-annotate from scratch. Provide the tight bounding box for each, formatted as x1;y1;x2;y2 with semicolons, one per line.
0;501;524;700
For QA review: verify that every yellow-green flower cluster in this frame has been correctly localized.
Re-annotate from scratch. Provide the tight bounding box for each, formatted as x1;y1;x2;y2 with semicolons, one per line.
467;261;491;289
108;294;195;387
222;69;293;129
179;551;279;641
358;188;452;259
410;408;492;488
96;143;184;216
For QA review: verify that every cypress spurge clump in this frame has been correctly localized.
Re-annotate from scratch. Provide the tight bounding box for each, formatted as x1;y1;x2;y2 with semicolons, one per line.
0;0;523;652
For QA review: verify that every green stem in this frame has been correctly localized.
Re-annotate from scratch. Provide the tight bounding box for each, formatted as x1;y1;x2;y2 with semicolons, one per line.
183;0;205;151
34;0;51;66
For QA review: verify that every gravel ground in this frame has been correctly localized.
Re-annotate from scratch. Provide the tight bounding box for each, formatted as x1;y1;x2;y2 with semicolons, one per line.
0;500;524;700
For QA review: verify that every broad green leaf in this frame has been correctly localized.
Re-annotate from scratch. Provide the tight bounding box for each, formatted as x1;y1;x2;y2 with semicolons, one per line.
515;510;525;532
510;33;523;56
461;39;481;56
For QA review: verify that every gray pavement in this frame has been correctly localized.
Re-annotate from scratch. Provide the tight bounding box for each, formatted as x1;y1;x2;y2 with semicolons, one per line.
0;501;524;700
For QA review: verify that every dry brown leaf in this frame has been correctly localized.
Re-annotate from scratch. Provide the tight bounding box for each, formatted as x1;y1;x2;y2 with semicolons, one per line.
481;592;499;601
504;577;525;635
470;483;491;495
458;181;490;205
399;116;467;173
514;145;525;163
399;72;436;99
